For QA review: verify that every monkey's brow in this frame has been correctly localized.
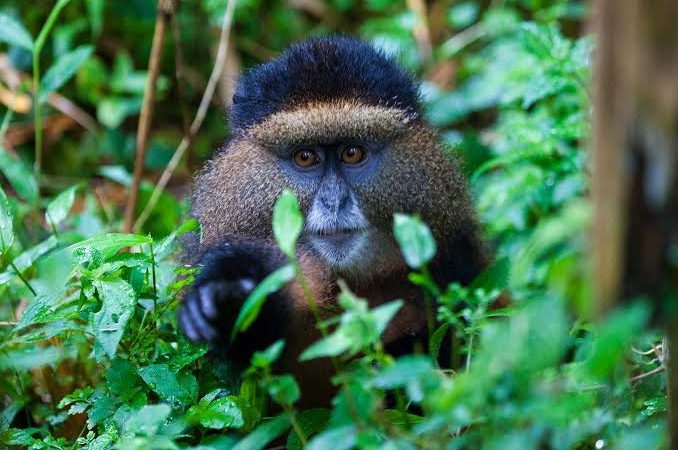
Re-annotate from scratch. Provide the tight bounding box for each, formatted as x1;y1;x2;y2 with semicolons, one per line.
245;101;416;147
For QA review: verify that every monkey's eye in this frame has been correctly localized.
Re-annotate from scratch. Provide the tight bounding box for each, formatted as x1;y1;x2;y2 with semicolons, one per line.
340;146;366;165
293;149;319;168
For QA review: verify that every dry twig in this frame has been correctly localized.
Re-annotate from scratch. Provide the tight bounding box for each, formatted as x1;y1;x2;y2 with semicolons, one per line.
133;0;238;232
122;0;178;233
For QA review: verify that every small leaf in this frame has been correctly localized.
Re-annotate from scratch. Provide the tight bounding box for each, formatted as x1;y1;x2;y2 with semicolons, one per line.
0;148;38;203
122;404;171;436
273;189;303;258
45;185;79;228
232;264;295;339
0;186;14;253
231;414;290;450
393;214;437;269
92;279;136;360
267;374;300;406
138;364;198;406
39;45;93;102
0;13;34;50
251;340;285;368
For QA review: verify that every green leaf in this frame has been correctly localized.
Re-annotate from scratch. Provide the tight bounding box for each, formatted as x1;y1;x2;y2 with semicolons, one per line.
92;279;136;360
39;45;93;102
97;97;142;128
393;214;436;269
251;340;285;369
267;374;300;406
187;391;246;430
306;425;356;450
231;414;290;450
0;13;34;50
428;323;449;361
14;291;63;330
371;356;434;389
122;404;172;436
286;409;330;450
45;185;79;228
273;189;303;258
232;264;295;339
0;149;38;203
0;186;14;253
67;233;152;260
138;364;198;407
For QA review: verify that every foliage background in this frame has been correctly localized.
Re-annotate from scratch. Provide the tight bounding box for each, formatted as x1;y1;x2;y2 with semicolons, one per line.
0;0;668;449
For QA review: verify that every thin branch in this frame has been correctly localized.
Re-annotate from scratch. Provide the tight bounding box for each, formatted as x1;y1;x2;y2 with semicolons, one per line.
122;0;177;233
133;0;238;232
170;10;193;168
630;365;665;383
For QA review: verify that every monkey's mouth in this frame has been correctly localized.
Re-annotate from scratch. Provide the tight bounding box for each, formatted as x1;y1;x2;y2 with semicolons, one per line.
311;227;369;238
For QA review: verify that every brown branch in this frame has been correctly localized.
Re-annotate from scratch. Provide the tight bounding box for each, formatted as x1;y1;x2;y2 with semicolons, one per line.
133;0;238;232
122;0;178;233
406;0;433;67
630;365;665;383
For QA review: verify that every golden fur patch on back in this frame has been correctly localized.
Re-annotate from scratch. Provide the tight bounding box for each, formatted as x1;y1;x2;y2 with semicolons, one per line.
245;100;416;147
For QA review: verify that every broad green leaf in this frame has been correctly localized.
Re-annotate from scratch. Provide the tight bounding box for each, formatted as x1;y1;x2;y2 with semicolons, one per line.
39;45;93;102
273;189;303;258
138;364;198;406
187;390;246;430
0;149;38;203
232;264;295;339
0;13;33;50
231;414;290;450
122;404;171;436
393;214;436;269
92;278;136;360
67;233;151;260
45;185;79;228
14;291;63;330
0;186;13;252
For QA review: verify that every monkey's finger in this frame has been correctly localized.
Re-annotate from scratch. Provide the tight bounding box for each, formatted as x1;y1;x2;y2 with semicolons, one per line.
179;305;201;342
186;293;218;342
199;284;219;319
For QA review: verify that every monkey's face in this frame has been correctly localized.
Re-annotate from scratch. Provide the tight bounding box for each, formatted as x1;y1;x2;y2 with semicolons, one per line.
193;101;472;281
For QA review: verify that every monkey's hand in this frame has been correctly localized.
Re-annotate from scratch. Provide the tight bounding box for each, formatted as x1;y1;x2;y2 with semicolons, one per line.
178;240;288;358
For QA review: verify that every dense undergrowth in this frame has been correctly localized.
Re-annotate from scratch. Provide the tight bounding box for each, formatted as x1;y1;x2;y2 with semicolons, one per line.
0;0;668;449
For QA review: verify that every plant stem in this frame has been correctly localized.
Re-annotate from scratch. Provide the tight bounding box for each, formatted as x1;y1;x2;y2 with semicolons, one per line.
9;260;36;296
32;0;72;178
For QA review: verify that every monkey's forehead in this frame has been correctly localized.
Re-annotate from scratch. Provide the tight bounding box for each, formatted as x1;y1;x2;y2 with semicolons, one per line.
244;101;417;147
229;36;421;133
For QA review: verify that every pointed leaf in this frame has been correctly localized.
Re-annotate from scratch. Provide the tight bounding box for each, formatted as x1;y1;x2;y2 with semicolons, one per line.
39;45;93;102
0;148;38;203
232;264;295;339
273;189;303;258
92;279;136;360
393;214;436;269
0;13;33;50
45;185;79;228
0;186;13;253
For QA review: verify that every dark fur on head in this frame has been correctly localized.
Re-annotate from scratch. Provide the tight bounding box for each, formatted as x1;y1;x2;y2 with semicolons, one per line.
229;35;422;134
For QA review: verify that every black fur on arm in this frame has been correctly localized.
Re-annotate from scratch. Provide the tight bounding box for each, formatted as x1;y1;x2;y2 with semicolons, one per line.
431;220;488;289
179;240;291;366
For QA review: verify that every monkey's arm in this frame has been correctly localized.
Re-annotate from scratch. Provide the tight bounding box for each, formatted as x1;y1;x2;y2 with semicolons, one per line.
179;240;291;364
